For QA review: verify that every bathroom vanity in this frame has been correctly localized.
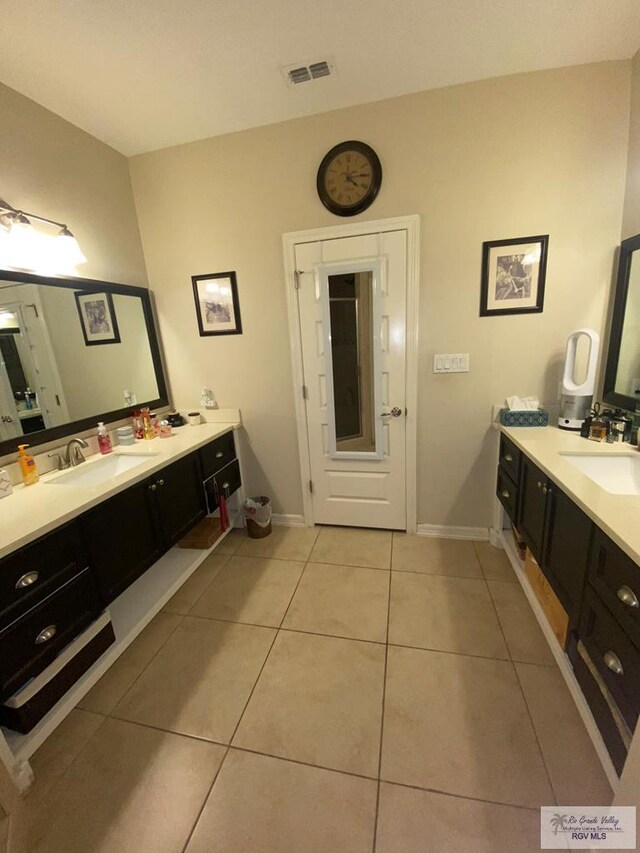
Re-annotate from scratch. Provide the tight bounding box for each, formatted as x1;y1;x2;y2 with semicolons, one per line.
0;415;243;788
494;426;640;782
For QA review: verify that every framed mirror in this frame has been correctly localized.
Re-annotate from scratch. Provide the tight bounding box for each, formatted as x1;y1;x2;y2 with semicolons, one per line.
0;268;168;457
603;234;640;412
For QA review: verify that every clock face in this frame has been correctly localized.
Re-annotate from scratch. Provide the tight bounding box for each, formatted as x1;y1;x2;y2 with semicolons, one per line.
317;141;382;216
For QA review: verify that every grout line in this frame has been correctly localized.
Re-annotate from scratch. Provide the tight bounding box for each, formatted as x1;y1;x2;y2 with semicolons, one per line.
229;744;380;783
512;663;559;808
180;744;231;853
378;777;546;813
88;612;187;718
372;536;393;852
485;576;558;806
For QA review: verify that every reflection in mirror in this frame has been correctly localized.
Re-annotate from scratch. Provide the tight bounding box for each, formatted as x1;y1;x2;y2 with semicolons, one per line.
0;279;160;444
615;252;640;398
328;271;375;453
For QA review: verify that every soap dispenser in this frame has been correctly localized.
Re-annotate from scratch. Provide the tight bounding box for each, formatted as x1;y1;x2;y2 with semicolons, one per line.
17;444;39;485
97;422;113;455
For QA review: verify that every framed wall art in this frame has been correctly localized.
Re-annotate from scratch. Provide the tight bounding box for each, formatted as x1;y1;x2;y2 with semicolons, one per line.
74;291;121;345
480;235;548;317
192;271;243;337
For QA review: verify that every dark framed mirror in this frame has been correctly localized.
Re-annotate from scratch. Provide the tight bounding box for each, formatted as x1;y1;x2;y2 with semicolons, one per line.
0;268;168;457
603;234;640;412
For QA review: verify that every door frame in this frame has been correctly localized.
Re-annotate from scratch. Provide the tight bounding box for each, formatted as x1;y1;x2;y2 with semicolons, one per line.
282;214;420;533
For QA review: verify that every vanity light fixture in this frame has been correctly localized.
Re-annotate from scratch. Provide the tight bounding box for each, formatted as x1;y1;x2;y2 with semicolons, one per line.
0;198;87;272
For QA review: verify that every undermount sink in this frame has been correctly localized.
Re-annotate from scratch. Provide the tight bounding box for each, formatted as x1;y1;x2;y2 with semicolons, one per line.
560;452;640;495
46;453;155;487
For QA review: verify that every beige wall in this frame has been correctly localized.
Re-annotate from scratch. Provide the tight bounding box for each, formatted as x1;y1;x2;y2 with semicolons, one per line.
622;49;640;239
130;61;630;527
0;82;147;287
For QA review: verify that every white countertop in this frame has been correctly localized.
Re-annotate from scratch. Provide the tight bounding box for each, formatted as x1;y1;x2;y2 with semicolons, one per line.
501;425;640;565
0;419;239;560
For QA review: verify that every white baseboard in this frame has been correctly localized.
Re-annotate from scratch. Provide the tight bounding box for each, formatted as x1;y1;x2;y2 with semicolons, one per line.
271;514;306;527
416;524;489;541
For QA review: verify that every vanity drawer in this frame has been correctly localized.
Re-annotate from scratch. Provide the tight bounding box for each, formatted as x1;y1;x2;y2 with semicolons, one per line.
0;568;102;702
496;466;518;525
588;527;640;649
200;431;236;479
0;521;88;629
204;459;242;514
499;434;521;485
579;585;640;730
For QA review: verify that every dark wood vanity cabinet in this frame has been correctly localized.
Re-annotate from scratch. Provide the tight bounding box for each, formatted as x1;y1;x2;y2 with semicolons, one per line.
517;456;549;563
495;435;521;525
83;450;207;604
0;523;104;706
82;479;164;604
154;453;207;548
541;486;592;620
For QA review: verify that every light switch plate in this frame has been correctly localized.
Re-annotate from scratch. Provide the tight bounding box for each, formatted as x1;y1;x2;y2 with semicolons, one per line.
433;353;470;373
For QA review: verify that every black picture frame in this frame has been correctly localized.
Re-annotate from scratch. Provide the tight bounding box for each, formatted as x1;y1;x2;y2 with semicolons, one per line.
192;271;243;337
602;234;640;411
74;290;121;346
480;235;548;317
0;268;169;458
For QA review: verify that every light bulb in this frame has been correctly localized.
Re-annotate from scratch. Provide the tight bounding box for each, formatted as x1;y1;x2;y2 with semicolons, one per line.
55;227;87;266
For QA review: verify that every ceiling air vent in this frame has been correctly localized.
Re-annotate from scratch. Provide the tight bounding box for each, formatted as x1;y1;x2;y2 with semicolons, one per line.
281;58;336;87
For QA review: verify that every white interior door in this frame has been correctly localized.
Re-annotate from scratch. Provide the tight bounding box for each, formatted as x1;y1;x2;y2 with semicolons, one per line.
295;230;407;529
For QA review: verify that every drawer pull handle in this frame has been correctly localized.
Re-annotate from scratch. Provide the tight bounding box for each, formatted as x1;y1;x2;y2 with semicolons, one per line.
157;479;165;487
15;571;40;589
617;585;639;609
215;451;224;459
537;480;542;489
503;453;513;463
149;483;157;492
604;651;624;676
500;489;510;499
35;625;57;645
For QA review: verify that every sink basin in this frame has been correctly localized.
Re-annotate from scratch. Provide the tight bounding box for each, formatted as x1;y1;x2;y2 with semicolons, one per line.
46;453;154;487
560;452;640;495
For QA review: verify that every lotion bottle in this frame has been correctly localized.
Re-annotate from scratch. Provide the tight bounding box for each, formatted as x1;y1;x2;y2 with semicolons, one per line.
17;444;39;485
97;422;113;454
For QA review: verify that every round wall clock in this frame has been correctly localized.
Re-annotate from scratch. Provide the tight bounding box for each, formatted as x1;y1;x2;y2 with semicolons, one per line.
316;140;382;217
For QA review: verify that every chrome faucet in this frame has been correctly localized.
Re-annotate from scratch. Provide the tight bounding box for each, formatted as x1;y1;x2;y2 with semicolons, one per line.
64;437;89;467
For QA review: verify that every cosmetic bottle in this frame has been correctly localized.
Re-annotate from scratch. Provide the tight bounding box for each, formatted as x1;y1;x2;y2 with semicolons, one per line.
97;422;113;454
141;407;154;440
132;410;144;440
17;444;39;485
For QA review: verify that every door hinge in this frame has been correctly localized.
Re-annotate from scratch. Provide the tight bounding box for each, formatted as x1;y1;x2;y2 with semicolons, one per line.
302;384;308;400
309;480;313;493
294;270;302;289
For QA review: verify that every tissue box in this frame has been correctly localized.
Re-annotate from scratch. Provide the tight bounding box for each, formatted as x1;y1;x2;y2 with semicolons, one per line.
499;408;549;427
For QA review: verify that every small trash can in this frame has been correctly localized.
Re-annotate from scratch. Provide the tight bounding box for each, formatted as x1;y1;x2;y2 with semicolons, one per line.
244;496;272;539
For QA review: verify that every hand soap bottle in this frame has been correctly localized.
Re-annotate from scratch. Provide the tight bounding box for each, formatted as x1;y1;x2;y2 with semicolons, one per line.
17;444;39;485
97;422;113;454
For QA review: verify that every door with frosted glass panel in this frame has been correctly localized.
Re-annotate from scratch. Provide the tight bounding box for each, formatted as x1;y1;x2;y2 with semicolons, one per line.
295;230;407;529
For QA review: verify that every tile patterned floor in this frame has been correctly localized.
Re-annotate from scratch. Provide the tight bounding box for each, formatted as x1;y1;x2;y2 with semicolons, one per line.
8;527;612;853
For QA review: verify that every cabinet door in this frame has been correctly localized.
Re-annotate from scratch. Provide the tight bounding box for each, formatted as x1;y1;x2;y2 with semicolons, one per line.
154;453;206;548
542;485;592;621
82;480;163;604
517;456;548;563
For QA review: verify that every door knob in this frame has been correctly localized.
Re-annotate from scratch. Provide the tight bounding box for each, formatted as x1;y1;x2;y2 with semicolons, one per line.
380;407;403;418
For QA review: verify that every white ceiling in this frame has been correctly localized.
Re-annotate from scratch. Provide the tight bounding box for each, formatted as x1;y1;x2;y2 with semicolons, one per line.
1;0;639;156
